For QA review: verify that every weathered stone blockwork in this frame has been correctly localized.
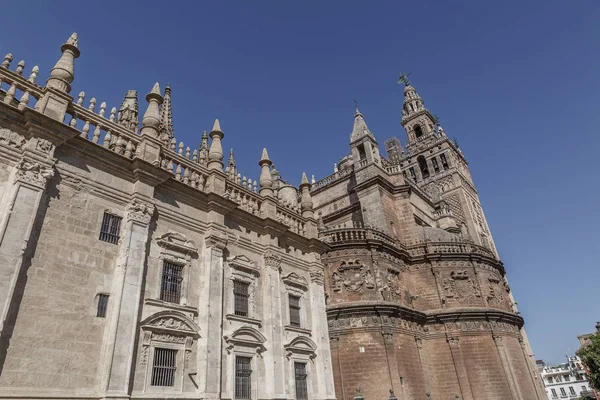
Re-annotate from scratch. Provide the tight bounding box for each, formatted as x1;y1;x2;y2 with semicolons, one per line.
0;35;335;400
312;80;545;400
0;35;542;400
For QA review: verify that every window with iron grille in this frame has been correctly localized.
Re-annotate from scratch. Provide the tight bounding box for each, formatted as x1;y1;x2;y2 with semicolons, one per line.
99;213;122;244
294;362;308;400
151;348;177;387
289;295;301;327
234;281;250;317
96;294;109;318
235;356;252;399
160;261;184;304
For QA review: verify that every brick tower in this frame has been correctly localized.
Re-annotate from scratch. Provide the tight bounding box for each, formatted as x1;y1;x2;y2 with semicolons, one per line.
309;76;545;400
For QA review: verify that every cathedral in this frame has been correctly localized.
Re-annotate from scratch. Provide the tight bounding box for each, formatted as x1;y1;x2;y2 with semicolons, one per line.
0;34;544;400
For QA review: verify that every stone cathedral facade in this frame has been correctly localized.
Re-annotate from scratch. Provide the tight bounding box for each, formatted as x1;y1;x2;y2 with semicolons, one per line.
0;34;542;400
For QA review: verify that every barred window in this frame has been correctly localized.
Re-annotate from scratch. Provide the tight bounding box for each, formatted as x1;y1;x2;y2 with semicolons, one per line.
160;261;184;304
99;213;122;244
96;294;109;318
234;281;250;317
289;295;301;327
294;362;308;400
235;356;252;399
151;348;177;387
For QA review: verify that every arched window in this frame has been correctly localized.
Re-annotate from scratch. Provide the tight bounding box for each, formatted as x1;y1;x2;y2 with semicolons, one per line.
414;124;423;139
417;155;429;179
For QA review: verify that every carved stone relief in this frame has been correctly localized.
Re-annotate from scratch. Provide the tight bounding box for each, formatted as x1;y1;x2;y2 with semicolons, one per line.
0;128;25;149
380;270;402;302
14;158;54;188
439;270;481;304
126;200;154;224
332;260;374;293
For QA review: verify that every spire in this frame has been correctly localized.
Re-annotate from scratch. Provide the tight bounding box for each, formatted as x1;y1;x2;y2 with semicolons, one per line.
299;172;313;218
398;76;426;120
258;148;273;197
140;82;163;138
350;108;375;142
207;119;224;170
117;90;139;131
199;130;209;166
226;148;237;179
159;84;174;142
46;33;80;93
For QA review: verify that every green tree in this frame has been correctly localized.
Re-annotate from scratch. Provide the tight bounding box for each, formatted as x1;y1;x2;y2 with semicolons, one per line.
578;333;600;392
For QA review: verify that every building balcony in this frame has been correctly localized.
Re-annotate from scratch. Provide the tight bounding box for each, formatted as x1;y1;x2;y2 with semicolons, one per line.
580;390;597;399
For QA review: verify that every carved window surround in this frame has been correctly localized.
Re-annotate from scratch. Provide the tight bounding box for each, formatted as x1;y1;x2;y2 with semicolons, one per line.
284;335;318;361
223;326;266;400
282;272;310;329
223;326;267;356
226;254;260;320
154;232;198;307
144;298;198;316
139;311;200;394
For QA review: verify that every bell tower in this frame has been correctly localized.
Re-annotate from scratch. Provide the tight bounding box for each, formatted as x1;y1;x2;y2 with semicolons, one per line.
395;74;498;255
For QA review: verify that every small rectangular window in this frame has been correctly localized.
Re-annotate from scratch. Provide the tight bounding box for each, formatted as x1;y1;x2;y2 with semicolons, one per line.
560;388;567;396
569;387;576;395
160;261;184;304
99;213;122;244
408;167;416;181
151;348;177;387
440;153;449;170
294;362;308;400
234;281;250;317
564;374;570;381
289;295;301;327
235;356;252;399
96;294;109;318
551;389;557;397
582;386;587;392
432;157;440;173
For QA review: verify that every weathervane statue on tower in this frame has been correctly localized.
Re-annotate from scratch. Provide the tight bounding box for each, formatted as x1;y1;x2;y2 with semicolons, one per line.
397;72;411;86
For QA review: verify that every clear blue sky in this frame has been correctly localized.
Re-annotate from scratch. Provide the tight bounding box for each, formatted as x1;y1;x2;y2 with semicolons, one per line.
2;1;599;364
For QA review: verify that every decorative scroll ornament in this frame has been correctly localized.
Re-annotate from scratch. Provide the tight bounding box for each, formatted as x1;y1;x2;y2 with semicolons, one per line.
447;336;460;347
14;159;54;188
126;200;154;224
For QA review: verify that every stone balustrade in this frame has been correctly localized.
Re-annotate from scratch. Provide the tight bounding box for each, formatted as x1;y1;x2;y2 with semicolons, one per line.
311;166;353;192
320;227;495;258
276;205;306;235
0;56;43;110
224;181;262;215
